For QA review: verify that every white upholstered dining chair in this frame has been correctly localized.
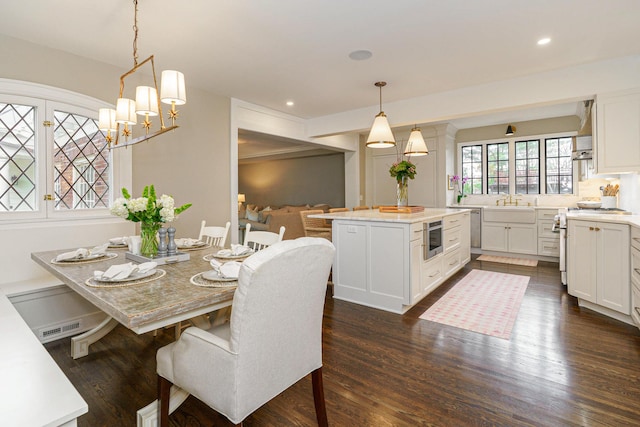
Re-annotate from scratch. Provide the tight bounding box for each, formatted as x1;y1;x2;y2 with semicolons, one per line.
198;220;231;247
156;237;335;426
243;223;285;251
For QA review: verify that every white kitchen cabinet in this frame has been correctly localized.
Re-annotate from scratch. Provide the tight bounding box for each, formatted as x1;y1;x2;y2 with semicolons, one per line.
460;211;471;264
595;88;640;174
567;219;630;314
482;222;537;255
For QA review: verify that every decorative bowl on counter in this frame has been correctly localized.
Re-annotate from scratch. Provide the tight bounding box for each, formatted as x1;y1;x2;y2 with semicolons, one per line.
576;201;602;209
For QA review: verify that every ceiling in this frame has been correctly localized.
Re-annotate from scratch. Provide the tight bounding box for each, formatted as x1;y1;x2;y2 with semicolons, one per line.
2;1;638;158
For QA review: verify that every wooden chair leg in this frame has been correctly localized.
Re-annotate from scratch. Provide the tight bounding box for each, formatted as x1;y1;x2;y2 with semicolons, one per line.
311;367;328;427
158;375;172;427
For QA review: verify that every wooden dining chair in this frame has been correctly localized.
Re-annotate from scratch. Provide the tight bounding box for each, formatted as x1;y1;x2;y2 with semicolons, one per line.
198;220;231;247
328;208;349;213
243;223;285;251
300;210;332;241
352;205;371;211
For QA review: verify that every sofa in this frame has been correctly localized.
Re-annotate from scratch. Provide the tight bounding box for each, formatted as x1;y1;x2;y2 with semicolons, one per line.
239;203;332;240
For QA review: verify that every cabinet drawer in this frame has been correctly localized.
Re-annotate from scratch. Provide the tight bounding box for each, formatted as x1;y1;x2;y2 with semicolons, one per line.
444;227;461;252
632;279;640;327
632;226;640;252
444;213;463;230
632;247;640;285
538;220;559;238
537;209;558;221
422;256;443;293
538;238;560;257
410;222;423;241
443;248;461;276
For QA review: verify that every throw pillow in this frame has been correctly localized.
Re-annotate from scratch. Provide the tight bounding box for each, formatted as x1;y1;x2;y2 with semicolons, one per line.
246;206;259;222
258;206;272;223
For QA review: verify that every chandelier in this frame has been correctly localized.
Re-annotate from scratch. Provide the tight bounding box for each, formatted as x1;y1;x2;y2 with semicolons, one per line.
98;0;186;149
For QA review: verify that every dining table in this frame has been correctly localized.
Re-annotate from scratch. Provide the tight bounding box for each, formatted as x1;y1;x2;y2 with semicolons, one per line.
31;242;255;426
31;245;238;359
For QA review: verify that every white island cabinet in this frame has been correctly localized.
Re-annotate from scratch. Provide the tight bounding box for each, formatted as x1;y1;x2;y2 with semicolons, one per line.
313;209;470;314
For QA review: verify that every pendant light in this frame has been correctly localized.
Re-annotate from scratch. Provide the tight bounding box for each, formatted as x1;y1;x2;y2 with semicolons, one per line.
404;125;429;156
366;81;395;148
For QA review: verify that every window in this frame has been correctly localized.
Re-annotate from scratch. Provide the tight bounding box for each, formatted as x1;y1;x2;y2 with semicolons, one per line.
545;136;573;194
457;132;575;196
0;103;37;212
487;142;509;194
515;139;540;194
0;79;125;221
461;145;483;194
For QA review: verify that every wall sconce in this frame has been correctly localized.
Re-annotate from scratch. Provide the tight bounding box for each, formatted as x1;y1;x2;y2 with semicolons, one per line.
238;193;246;210
505;125;516;136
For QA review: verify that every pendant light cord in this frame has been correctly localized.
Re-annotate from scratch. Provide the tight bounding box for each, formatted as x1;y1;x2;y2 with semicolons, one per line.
132;0;139;67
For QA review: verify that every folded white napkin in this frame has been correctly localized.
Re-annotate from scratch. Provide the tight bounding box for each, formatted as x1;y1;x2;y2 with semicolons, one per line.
216;244;252;257
94;261;157;281
109;236;128;245
56;243;109;261
219;261;241;279
209;259;241;279
174;238;203;247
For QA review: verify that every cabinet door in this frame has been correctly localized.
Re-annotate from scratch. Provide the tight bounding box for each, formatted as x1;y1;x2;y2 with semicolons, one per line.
508;224;538;255
481;222;508;251
567;221;598;302
595;90;640;173
597;222;630;314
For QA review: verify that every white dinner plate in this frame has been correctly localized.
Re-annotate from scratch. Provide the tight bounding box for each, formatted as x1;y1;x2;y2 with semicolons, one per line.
202;270;237;282
95;269;157;283
177;241;207;249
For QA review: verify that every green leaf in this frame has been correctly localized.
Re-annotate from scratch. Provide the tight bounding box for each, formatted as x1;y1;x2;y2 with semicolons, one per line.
122;187;131;199
174;203;192;215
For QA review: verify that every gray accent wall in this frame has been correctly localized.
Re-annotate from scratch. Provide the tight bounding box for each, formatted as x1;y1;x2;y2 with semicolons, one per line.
239;153;345;208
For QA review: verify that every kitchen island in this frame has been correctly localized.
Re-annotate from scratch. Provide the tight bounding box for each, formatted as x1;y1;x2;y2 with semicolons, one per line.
312;209;470;313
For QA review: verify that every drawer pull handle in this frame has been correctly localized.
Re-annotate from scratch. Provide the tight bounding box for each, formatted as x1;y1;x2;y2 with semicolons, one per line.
636;307;640;317
448;238;458;242
449;260;457;266
634;268;640;275
428;271;440;278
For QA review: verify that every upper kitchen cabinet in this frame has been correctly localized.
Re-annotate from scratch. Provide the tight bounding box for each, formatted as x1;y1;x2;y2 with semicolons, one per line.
594;88;640;174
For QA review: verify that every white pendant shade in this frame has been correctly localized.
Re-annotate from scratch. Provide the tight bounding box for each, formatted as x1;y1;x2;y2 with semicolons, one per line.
366;112;395;148
98;108;117;132
115;98;137;125
404;127;429;156
135;86;159;116
160;70;186;105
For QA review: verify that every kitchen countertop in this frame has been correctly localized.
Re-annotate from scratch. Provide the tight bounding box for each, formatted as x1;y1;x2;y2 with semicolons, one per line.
567;211;640;227
312;208;468;224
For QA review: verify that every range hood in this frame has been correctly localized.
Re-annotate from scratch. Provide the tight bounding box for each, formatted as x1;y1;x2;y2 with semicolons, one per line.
573;100;593;160
572;135;593;160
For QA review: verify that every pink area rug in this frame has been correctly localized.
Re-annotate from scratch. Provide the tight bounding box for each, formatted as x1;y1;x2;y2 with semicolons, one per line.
477;254;538;267
419;269;529;339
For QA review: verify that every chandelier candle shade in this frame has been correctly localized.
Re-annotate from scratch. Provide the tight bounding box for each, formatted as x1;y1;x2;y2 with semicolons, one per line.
366;81;396;148
101;0;186;149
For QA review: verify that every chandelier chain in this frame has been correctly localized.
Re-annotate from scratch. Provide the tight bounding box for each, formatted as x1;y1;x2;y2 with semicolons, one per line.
132;0;139;67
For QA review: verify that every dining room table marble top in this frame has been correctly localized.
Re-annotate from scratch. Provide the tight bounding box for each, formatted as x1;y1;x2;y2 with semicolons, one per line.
31;246;237;334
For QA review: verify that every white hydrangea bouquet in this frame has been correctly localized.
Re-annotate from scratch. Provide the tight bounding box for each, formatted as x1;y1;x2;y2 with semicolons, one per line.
111;185;191;257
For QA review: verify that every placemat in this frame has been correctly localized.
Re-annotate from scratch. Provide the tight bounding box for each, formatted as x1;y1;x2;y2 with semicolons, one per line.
51;252;119;265
190;272;238;288
84;269;166;288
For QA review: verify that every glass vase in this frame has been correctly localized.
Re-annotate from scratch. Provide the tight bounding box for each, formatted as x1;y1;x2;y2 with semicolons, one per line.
140;222;161;258
396;176;409;207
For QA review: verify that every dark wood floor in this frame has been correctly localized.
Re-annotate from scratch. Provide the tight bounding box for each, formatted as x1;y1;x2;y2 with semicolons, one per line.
45;255;640;426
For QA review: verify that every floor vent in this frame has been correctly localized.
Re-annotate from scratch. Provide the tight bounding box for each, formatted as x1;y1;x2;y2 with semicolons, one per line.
39;320;81;340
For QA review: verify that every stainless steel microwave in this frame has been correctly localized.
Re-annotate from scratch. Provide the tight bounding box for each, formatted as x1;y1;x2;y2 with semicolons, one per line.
423;220;443;260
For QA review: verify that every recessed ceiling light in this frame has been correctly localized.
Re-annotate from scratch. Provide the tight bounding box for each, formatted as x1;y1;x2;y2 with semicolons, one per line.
537;37;551;46
286;101;294;107
349;50;373;61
